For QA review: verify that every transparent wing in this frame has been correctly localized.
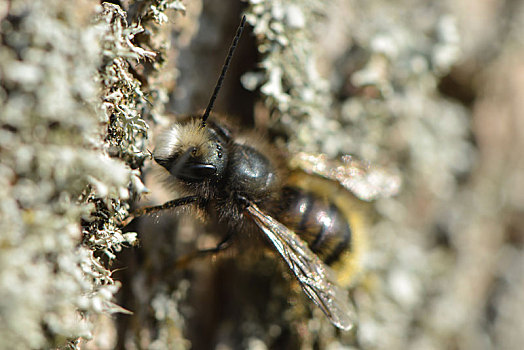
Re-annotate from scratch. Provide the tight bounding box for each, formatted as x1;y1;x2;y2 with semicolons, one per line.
246;203;356;330
289;152;401;201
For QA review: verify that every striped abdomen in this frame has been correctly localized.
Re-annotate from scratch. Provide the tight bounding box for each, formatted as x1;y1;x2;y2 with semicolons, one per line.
277;187;353;265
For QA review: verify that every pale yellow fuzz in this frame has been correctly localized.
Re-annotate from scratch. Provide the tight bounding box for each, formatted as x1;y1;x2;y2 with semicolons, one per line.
154;119;213;160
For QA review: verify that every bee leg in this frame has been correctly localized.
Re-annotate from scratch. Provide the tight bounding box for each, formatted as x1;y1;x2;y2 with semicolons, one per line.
174;230;236;269
121;195;199;226
197;230;236;255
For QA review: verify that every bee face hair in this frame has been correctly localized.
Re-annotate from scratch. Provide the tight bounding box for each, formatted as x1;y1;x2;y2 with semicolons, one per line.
154;119;229;182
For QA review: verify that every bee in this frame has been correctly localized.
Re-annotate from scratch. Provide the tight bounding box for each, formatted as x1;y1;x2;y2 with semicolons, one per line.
125;16;400;331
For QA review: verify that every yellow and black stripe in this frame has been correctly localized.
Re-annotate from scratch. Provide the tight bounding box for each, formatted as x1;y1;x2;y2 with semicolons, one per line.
277;171;369;287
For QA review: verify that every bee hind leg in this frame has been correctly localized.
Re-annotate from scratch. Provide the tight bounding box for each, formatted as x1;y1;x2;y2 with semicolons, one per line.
174;229;236;269
198;229;236;254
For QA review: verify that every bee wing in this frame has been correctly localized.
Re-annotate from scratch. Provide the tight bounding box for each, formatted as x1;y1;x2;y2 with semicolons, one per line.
246;203;356;330
290;152;401;201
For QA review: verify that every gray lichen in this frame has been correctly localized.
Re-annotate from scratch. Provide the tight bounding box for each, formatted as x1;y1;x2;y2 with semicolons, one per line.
0;0;181;348
0;1;124;347
242;0;521;349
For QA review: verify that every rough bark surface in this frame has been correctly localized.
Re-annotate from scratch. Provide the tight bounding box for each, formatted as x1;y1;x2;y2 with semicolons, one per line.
0;0;522;349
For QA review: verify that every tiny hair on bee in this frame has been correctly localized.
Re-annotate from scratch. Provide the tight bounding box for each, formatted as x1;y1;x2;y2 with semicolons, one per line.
125;14;399;331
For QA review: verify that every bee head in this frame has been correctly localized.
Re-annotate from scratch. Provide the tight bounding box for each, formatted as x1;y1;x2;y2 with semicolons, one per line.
154;16;245;183
154;119;228;182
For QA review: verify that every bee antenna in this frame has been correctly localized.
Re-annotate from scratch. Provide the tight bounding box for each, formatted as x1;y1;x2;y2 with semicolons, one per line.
201;15;247;128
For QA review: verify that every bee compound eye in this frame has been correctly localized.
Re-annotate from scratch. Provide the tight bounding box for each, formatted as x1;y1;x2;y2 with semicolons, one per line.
176;163;217;181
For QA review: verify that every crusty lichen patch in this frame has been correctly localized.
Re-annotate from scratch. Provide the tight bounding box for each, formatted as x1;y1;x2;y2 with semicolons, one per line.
0;0;183;348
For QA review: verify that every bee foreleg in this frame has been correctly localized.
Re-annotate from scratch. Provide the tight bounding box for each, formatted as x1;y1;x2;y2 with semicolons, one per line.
121;195;199;226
